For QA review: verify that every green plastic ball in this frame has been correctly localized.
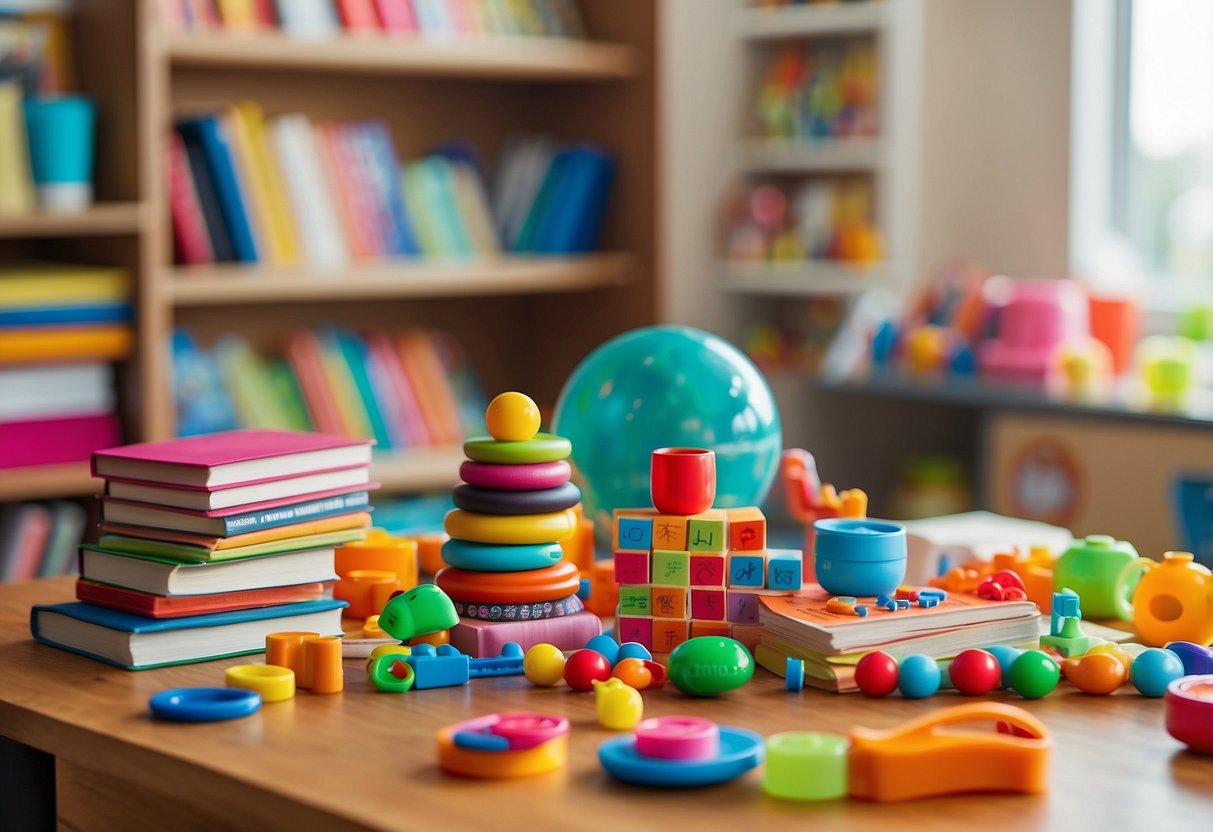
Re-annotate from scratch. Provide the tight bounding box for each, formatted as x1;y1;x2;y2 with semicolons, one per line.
1007;649;1060;699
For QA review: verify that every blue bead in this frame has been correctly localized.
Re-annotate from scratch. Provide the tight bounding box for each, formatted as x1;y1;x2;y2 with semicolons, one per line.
898;654;941;699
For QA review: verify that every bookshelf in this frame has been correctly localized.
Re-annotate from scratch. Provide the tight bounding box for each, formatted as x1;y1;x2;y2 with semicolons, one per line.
1;1;657;501
739;0;890;39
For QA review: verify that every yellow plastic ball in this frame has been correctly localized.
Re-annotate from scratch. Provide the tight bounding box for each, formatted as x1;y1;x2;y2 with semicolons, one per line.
524;643;566;687
486;391;541;442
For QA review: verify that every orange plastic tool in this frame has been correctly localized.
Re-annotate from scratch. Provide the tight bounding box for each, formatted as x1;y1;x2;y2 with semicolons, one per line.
848;702;1051;802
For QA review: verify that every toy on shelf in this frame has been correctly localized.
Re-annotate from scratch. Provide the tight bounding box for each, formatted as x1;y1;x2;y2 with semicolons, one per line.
667;636;755;697
1113;550;1213;647
780;448;868;581
598;716;764;788
440;391;600;656
437;713;570;779
1165;675;1213;753
264;631;343;694
1135;335;1196;410
978;279;1089;387
751;40;878;141
1050;336;1114;401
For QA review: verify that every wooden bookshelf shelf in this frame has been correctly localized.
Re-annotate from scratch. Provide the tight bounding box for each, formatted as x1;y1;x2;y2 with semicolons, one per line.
740;1;888;40
740;137;882;173
720;260;888;296
0;202;146;238
0;462;99;502
166;253;632;305
371;445;465;492
161;32;640;81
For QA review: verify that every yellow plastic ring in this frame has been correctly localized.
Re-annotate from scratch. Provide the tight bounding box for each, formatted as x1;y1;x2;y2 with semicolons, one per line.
444;508;577;545
435;727;568;778
225;664;296;703
365;643;412;672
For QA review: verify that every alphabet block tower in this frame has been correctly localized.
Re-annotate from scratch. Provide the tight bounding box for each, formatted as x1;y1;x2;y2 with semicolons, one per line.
439;392;601;657
613;448;802;654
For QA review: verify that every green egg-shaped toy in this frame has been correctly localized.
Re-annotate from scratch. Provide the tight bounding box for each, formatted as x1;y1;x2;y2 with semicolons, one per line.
667;636;754;697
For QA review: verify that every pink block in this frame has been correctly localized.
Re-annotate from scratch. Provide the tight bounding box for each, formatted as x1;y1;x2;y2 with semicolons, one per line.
690;588;726;621
689;554;725;587
615;616;653;651
449;611;603;658
614;550;650;585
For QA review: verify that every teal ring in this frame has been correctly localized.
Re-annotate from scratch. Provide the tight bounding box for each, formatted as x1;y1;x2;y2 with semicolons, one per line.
442;539;566;572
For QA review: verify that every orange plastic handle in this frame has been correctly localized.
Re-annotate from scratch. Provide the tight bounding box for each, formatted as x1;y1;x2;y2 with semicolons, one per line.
863;701;1049;742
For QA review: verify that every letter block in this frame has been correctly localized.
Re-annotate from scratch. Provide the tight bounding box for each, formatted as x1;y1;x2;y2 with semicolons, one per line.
766;549;804;592
726;506;767;551
689;553;726;587
687;509;728;553
652;619;690;653
613;509;655;551
727;552;767;588
652;549;690;586
651;586;689;620
690;620;732;639
727;590;761;624
690;588;726;621
617;585;652;616
614;550;650;585
650;515;688;551
616;616;653;651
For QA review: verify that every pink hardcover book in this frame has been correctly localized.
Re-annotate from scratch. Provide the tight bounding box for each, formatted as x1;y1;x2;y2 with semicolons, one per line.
374;0;416;32
4;503;52;582
0;414;121;470
92;429;373;488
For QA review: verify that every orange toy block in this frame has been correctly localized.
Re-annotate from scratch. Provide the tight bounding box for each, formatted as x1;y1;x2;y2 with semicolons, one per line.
586;559;620;617
650;514;688;551
726;506;767;551
652;619;690;653
690;620;732;639
729;624;766;653
412;532;448;575
335;529;418;595
333;569;398;619
561;514;596;574
265;631;320;678
651;586;688;620
301;636;344;694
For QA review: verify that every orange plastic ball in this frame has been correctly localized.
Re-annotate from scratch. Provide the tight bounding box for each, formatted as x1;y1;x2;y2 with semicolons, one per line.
1063;653;1128;695
611;657;653;690
486;392;541;442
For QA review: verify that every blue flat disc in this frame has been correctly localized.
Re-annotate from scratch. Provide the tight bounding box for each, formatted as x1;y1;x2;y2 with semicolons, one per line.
149;687;262;722
441;539;566;572
598;726;764;787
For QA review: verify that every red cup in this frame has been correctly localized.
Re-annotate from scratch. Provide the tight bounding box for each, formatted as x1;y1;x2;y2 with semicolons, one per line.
650;448;716;516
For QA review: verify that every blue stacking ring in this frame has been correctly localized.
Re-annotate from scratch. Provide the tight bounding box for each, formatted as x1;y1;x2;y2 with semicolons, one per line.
441;539;566;572
452;482;582;516
785;657;805;692
149;687;262;722
598;726;764;788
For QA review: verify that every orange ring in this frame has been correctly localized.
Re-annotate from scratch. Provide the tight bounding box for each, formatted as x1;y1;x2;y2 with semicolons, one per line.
435;561;581;604
436;727;567;778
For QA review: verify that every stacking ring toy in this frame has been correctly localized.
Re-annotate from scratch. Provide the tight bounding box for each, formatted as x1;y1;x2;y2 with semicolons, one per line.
224;664;296;703
460;460;571;491
437;713;569;778
454;593;584;621
453;482;581;516
444;508;577;544
149;687;261;722
436;560;581;604
463;434;571;465
599;725;764;788
441;539;565;572
452;712;571;751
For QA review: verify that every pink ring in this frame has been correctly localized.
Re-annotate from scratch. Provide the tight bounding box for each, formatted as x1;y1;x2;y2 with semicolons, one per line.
633;716;720;760
460;460;572;491
491;712;571;749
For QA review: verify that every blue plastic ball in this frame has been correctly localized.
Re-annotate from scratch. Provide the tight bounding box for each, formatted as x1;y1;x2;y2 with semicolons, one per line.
898;653;942;699
983;645;1024;685
1131;648;1184;698
585;634;621;667
617;642;652;662
553;326;782;539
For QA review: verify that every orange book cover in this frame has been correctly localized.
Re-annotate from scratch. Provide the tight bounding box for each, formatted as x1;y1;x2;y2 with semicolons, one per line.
396;331;461;445
0;325;133;364
284;329;347;435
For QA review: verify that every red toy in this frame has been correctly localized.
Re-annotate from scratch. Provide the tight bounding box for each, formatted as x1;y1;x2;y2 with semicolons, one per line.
855;651;899;697
976;570;1028;602
563;649;612;691
948;649;1001;696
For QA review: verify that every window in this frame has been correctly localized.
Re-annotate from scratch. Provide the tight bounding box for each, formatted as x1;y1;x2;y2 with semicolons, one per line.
1071;0;1213;307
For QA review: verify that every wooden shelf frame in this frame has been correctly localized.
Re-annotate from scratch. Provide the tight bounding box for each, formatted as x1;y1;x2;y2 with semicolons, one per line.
370;445;465;492
0;203;146;239
0;462;100;502
739;137;882;173
740;0;889;40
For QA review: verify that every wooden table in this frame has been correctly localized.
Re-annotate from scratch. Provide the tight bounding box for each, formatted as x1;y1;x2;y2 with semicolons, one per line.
1;577;1210;831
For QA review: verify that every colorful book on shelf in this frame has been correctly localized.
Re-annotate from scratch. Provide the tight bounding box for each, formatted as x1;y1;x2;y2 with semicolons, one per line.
106;466;372;512
314;326;376;438
0;301;133;328
0;502;51;583
168;131;214;265
366;329;430;446
0;413;121;470
430;329;487;435
100;489;374;537
78;545;339;596
274;0;341;38
0;362;114;422
179;124;235;262
230;102;299;265
177;114;260;262
397;330;462;445
513;148;568;251
30;597;347;670
0;263;129;307
335;0;381;32
314;121;376;260
351;121;420;256
331;328;395;449
0;324;134;364
373;0;416;32
38;501;88;578
491;136;555;248
92;428;373;488
98;526;367;565
447;157;501;253
532;145;614;253
213;333;292;431
76;579;332;619
172;330;240;437
215;0;261;30
270;113;348;268
285;328;349;436
100;510;372;556
264;356;314;432
0;80;34;214
222;105;286;266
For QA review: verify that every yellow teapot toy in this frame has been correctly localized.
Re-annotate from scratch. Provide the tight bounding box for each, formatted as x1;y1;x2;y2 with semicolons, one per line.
1114;551;1213;647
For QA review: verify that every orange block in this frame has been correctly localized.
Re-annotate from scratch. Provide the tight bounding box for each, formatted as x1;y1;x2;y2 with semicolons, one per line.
690;620;732;638
413;532;448;575
652;619;689;653
333;569;398;619
651;515;688;551
651;586;688;619
585;559;619;617
302;636;344;694
560;516;596;574
729;624;766;653
335;529;418;590
726;506;767;551
265;631;319;677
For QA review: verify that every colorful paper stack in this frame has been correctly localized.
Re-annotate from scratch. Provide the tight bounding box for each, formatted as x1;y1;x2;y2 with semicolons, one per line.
438;392;601;657
30;430;375;669
613;449;803;655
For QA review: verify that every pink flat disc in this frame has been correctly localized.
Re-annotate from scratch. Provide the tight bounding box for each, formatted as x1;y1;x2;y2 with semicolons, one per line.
460;460;572;491
634;716;720;761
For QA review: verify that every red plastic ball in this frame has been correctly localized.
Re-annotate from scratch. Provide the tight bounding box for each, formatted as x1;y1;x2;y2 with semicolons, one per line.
855;651;899;697
949;648;1001;695
563;649;612;691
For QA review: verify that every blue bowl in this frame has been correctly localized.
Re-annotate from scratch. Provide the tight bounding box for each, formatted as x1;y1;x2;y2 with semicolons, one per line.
813;518;907;597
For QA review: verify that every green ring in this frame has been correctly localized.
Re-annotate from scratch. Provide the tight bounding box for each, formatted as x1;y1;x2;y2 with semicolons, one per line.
369;653;415;694
463;433;571;464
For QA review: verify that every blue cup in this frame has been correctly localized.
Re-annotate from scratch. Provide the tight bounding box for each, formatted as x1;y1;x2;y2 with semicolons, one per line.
23;95;96;212
813;518;907;597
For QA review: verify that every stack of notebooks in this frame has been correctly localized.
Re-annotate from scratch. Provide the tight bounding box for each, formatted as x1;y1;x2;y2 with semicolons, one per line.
754;585;1042;693
0;264;133;469
30;430;377;669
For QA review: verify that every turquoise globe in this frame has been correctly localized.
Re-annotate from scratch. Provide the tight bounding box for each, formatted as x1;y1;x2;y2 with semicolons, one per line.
553;326;782;539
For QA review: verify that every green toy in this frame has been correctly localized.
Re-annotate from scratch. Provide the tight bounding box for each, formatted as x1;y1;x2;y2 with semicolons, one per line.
377;584;459;642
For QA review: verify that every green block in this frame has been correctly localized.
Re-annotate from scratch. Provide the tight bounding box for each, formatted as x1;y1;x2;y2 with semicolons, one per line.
617;585;652;616
651;549;690;586
687;511;727;552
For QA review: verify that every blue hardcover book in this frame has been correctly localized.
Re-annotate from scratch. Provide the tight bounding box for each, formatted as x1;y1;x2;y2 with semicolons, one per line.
177;115;259;263
533;146;615;253
328;328;394;450
357;122;420;256
30;598;347;670
513;150;570;253
179;129;235;262
0;302;133;327
101;490;374;538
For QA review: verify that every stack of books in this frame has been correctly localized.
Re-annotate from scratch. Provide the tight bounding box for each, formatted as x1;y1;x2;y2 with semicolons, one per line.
159;0;586;40
754;585;1042;693
0;263;133;469
172;326;485;446
30;430;376;669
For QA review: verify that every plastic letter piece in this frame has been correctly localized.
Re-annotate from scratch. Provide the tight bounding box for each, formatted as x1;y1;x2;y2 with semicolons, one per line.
847;702;1051;802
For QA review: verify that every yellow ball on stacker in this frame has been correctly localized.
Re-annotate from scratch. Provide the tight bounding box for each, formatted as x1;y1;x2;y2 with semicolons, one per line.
486;391;541;442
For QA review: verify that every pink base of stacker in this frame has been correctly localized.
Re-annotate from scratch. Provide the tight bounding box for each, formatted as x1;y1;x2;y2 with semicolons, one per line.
449;611;603;658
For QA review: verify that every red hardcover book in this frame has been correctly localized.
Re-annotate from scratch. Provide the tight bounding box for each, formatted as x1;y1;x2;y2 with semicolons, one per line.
374;0;416;32
284;330;349;437
167;132;214;264
1;413;121;470
2;503;52;582
335;0;381;31
76;579;331;618
252;0;277;26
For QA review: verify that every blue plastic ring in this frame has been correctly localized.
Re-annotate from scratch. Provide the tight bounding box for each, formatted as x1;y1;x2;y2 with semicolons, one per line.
441;539;566;572
149;687;261;722
598;726;764;788
785;657;805;692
